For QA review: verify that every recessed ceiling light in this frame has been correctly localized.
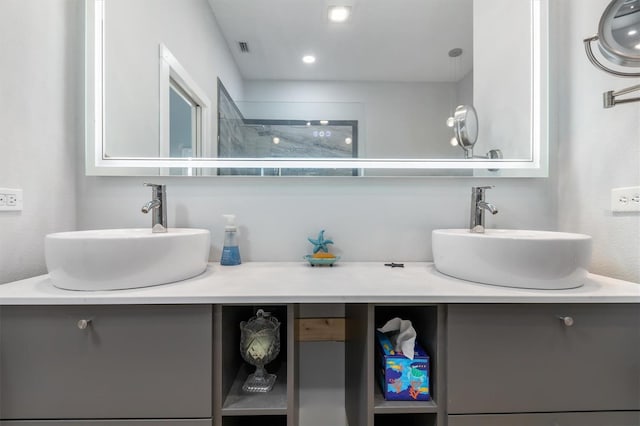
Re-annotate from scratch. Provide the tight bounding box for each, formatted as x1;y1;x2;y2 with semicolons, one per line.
328;6;351;23
272;137;280;144
629;30;638;36
320;120;329;125
345;137;352;145
302;55;316;64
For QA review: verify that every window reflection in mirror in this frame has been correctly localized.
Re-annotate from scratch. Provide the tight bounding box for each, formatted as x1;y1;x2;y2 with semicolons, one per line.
169;82;196;159
168;82;198;176
157;45;211;176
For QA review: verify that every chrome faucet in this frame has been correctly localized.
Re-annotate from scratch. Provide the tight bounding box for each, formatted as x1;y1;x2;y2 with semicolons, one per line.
470;186;498;233
141;183;167;233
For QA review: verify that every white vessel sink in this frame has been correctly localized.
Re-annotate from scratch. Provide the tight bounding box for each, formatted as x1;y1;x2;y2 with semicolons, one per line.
45;228;210;291
432;229;592;289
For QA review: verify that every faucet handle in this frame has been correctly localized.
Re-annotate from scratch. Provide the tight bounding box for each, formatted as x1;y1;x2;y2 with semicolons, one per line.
472;185;494;192
144;183;166;196
144;183;164;189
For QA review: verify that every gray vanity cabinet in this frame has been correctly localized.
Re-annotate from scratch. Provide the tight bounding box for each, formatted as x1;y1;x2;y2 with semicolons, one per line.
0;305;212;420
447;304;640;415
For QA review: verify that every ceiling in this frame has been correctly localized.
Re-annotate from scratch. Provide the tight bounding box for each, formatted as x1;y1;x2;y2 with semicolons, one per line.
208;0;474;82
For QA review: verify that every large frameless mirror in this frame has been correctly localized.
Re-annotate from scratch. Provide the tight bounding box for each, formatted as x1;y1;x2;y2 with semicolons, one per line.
86;0;548;177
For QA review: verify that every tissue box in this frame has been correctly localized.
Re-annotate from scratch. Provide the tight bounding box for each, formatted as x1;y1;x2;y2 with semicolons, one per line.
375;330;430;401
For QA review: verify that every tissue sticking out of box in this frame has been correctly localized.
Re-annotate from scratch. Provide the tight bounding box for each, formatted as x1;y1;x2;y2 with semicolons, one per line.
377;317;417;360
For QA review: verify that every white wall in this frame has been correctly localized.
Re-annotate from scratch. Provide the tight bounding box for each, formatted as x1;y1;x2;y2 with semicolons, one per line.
457;70;474;107
0;0;79;284
556;0;640;283
473;0;532;160
104;0;243;158
77;177;556;263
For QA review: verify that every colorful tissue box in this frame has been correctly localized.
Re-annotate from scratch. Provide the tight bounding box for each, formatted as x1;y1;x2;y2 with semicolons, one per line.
375;330;430;401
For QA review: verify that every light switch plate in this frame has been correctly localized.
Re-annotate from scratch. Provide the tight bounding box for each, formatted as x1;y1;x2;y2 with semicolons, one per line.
611;186;640;213
0;188;23;211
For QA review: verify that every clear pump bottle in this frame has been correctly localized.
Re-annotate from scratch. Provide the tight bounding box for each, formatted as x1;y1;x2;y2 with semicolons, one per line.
220;214;241;266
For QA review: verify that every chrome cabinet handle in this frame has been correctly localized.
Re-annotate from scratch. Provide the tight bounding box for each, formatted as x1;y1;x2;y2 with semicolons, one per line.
77;319;92;329
557;316;574;327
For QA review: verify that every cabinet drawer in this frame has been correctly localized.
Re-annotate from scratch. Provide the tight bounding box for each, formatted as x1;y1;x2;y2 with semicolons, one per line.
0;305;212;419
448;412;640;426
447;304;640;414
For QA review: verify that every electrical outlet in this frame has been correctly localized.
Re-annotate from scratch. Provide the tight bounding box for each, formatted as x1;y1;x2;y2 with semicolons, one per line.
0;188;23;212
611;186;640;213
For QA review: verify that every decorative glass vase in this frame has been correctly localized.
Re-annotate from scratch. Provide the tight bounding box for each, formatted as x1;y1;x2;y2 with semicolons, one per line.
239;309;281;392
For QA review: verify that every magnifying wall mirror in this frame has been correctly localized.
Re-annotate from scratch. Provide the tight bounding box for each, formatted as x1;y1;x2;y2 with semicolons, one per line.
452;105;479;158
584;0;640;107
85;0;548;177
599;0;640;67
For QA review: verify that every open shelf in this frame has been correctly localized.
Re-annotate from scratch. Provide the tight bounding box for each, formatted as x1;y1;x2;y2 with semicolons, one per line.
217;303;442;426
215;304;297;426
222;415;287;426
345;304;444;426
375;413;437;426
222;363;288;415
374;304;439;408
373;383;438;414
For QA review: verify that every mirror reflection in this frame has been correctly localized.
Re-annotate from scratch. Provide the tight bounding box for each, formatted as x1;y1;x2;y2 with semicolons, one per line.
98;0;541;175
600;0;640;66
584;0;640;108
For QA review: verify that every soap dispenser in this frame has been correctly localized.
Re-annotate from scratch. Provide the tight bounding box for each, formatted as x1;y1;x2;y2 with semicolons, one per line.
220;214;241;266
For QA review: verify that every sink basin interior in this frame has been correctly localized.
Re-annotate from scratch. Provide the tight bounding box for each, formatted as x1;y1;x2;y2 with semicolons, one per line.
432;229;592;290
45;228;210;291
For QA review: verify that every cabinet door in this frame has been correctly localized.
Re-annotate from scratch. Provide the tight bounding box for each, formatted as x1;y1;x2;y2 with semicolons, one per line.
447;304;640;414
448;412;640;426
0;305;212;419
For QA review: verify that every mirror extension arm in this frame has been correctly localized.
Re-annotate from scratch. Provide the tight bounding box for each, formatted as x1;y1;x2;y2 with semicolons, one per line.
603;83;640;108
584;36;640;108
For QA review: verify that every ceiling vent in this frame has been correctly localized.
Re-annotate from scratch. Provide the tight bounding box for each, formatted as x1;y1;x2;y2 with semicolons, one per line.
238;42;250;53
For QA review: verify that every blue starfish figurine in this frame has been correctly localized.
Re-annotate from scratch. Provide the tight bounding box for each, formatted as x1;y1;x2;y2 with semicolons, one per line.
308;230;334;254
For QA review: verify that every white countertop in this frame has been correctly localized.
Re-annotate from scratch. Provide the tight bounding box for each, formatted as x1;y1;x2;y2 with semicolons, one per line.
0;262;638;305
